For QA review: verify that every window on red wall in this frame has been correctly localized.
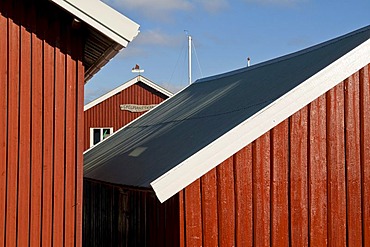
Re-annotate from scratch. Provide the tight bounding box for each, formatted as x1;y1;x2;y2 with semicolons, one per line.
90;127;113;147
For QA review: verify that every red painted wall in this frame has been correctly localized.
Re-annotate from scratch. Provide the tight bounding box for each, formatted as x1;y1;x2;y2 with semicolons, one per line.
179;65;370;246
84;82;169;151
0;0;84;246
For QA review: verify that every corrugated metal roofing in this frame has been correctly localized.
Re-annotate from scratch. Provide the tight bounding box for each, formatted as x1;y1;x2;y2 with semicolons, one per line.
84;25;370;201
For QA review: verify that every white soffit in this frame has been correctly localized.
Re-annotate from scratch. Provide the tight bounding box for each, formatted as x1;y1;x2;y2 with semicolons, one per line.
151;38;370;203
84;76;173;111
50;0;140;47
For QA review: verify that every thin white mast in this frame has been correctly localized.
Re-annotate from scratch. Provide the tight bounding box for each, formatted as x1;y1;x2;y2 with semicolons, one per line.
188;35;192;85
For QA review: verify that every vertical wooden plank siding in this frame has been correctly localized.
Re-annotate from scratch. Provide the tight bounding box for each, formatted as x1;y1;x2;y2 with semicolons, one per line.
201;168;218;247
30;3;43;246
184;179;203;247
65;25;77;247
17;2;32;246
53;15;66;247
179;67;370;246
75;40;85;247
327;82;347;246
308;94;328;246
253;132;271;247
83;83;169;151
217;157;235;246
289;106;308;247
179;191;185;247
5;1;20;245
0;0;85;246
271;120;289;247
360;65;370;246
234;146;253;247
41;4;55;245
344;73;362;246
0;1;7;244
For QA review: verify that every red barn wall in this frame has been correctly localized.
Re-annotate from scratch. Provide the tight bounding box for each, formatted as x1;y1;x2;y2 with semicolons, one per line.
84;82;169;150
179;65;370;246
0;0;84;246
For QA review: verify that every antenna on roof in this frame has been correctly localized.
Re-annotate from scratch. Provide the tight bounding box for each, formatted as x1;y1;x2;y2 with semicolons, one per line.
132;64;144;75
184;30;192;85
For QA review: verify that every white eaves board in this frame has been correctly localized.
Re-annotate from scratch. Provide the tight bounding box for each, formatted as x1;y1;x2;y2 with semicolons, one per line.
49;0;140;47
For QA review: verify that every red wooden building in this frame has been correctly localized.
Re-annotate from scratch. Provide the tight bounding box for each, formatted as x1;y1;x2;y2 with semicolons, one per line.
84;75;172;151
0;0;139;246
85;25;370;246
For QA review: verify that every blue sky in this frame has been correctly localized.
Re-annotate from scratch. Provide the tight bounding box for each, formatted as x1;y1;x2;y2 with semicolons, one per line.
85;0;370;103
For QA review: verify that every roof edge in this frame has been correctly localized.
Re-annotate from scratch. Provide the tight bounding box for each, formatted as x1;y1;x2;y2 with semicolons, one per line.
151;38;370;203
84;75;173;111
50;0;140;47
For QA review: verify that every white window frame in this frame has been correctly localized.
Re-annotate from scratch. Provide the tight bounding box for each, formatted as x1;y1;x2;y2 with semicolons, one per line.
90;127;113;147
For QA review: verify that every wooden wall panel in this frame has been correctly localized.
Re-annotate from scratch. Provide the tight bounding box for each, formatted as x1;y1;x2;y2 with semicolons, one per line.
65;25;77;247
327;82;346;246
76;42;85;247
53;16;66;247
6;1;20;245
271;120;289;247
289;106;308;247
344;73;362;246
0;0;85;246
179;191;185;247
17;2;32;246
0;1;7;244
30;3;44;246
253;132;271;247
217;157;235;246
178;65;370;246
234;146;253;247
41;5;55;245
360;65;370;246
308;94;328;246
83;82;169;151
184;179;203;247
201;168;218;247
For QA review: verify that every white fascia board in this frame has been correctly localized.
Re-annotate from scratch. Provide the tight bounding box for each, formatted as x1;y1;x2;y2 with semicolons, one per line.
151;38;370;203
84;76;173;111
139;76;174;98
50;0;140;47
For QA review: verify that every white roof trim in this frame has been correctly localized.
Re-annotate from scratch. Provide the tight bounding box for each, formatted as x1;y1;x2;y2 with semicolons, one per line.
50;0;140;47
84;75;173;111
151;38;370;203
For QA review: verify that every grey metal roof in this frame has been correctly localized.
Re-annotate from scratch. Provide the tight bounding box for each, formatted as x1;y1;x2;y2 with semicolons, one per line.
84;25;370;190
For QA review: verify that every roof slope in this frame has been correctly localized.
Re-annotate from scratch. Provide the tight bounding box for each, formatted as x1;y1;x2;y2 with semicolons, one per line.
84;25;370;202
50;0;140;81
84;75;173;111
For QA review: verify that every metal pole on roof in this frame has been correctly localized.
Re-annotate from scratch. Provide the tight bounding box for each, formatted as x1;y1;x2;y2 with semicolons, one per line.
188;35;192;85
